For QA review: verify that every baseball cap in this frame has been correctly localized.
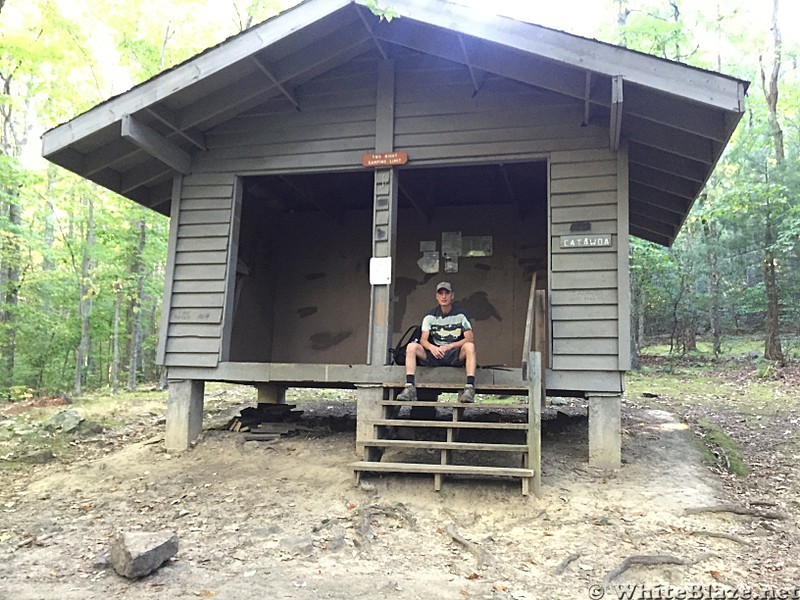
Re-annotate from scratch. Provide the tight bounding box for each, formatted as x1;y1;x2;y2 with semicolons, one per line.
436;281;453;292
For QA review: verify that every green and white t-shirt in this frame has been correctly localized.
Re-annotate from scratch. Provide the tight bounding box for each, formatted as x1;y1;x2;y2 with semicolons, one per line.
422;305;472;346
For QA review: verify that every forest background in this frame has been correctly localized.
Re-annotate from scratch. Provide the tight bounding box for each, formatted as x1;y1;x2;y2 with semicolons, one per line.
0;0;798;400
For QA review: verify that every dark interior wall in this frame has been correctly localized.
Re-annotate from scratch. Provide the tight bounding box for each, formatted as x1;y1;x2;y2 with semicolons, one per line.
230;206;373;365
269;209;373;363
228;197;280;362
230;160;547;366
394;203;547;369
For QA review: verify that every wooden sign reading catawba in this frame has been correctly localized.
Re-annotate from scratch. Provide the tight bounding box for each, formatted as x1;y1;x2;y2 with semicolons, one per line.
361;151;409;167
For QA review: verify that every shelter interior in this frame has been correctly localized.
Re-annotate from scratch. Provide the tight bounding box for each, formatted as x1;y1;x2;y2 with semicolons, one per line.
230;161;548;367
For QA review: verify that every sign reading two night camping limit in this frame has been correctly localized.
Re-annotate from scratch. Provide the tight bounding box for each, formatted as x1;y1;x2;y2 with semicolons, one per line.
361;151;409;167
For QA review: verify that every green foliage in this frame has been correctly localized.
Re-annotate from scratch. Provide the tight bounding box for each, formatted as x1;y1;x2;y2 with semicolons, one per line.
3;0;800;398
696;418;748;476
365;0;399;22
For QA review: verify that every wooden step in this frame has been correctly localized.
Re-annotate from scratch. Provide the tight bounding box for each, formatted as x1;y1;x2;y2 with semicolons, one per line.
372;418;528;430
382;400;529;410
351;461;533;478
362;439;528;452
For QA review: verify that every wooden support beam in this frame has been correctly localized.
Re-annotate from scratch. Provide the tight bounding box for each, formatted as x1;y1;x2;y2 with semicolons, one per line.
629;223;672;247
628;142;706;183
526;351;542;497
146;105;207;150
179;25;371;130
583;72;592;126
458;34;481;96
251;55;301;111
629;163;699;200
354;4;388;59
364;0;746;112
120;115;192;175
628;181;690;216
609;75;623;152
398;181;430;221
120;161;174;194
367;59;398;366
622;113;715;164
498;164;522;218
277;175;332;216
41;0;352;157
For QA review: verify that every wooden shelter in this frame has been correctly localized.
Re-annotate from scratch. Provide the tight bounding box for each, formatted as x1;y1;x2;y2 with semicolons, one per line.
42;0;747;493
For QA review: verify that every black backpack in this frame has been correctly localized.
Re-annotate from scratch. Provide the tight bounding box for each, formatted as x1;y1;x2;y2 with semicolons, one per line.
390;326;422;365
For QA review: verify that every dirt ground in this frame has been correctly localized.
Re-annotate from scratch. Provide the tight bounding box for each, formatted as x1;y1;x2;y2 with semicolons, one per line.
1;389;799;600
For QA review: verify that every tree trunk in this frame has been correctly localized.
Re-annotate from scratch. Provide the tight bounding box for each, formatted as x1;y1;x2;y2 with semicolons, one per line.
75;196;95;395
0;196;20;390
128;219;146;391
763;232;784;362
112;285;121;394
760;0;785;363
702;218;722;357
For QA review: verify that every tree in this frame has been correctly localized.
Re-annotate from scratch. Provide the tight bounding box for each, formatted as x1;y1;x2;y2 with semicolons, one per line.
758;0;785;362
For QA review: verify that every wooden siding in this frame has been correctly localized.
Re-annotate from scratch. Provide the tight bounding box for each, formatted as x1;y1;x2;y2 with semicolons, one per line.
197;55;380;175
162;174;234;368
550;148;620;372
164;57;384;368
394;61;605;164
161;49;629;390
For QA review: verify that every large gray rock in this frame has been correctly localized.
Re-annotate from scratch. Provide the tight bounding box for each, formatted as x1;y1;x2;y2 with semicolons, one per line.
44;409;83;433
110;531;179;579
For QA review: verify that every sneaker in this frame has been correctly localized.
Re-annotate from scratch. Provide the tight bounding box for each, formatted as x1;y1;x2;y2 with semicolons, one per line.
397;384;417;401
458;384;475;404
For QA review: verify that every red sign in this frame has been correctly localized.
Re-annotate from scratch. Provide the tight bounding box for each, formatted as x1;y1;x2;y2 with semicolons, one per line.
361;151;408;167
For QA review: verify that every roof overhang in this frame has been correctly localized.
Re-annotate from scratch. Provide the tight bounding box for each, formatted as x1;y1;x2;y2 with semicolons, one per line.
41;0;748;246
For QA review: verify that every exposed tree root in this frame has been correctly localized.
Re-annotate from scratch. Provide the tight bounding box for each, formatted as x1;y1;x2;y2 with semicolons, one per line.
688;530;752;546
605;552;715;585
553;551;582;575
445;523;492;569
685;504;787;520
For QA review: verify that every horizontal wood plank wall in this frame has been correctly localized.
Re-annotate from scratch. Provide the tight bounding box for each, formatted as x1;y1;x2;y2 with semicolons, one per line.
394;57;606;163
197;54;379;174
163;173;234;368
550;148;620;372
165;55;383;370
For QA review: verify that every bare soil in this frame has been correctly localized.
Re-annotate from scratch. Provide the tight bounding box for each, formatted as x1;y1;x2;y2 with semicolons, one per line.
1;388;799;600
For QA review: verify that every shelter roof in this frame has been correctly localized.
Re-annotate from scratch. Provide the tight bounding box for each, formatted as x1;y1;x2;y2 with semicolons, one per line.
41;0;748;246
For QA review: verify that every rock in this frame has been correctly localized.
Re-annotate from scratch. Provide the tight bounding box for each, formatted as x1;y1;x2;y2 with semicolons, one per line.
324;525;347;552
91;550;112;570
279;535;315;556
44;409;83;433
110;531;179;579
550;397;569;406
19;449;56;464
79;420;104;435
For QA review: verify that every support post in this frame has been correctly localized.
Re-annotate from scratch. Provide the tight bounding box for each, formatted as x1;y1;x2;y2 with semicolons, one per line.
355;384;384;461
367;59;398;366
588;394;621;469
534;289;548;410
165;379;205;451
526;352;542;497
256;384;286;405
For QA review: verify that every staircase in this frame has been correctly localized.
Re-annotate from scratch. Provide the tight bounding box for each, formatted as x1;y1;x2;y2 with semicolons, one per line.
352;353;542;496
